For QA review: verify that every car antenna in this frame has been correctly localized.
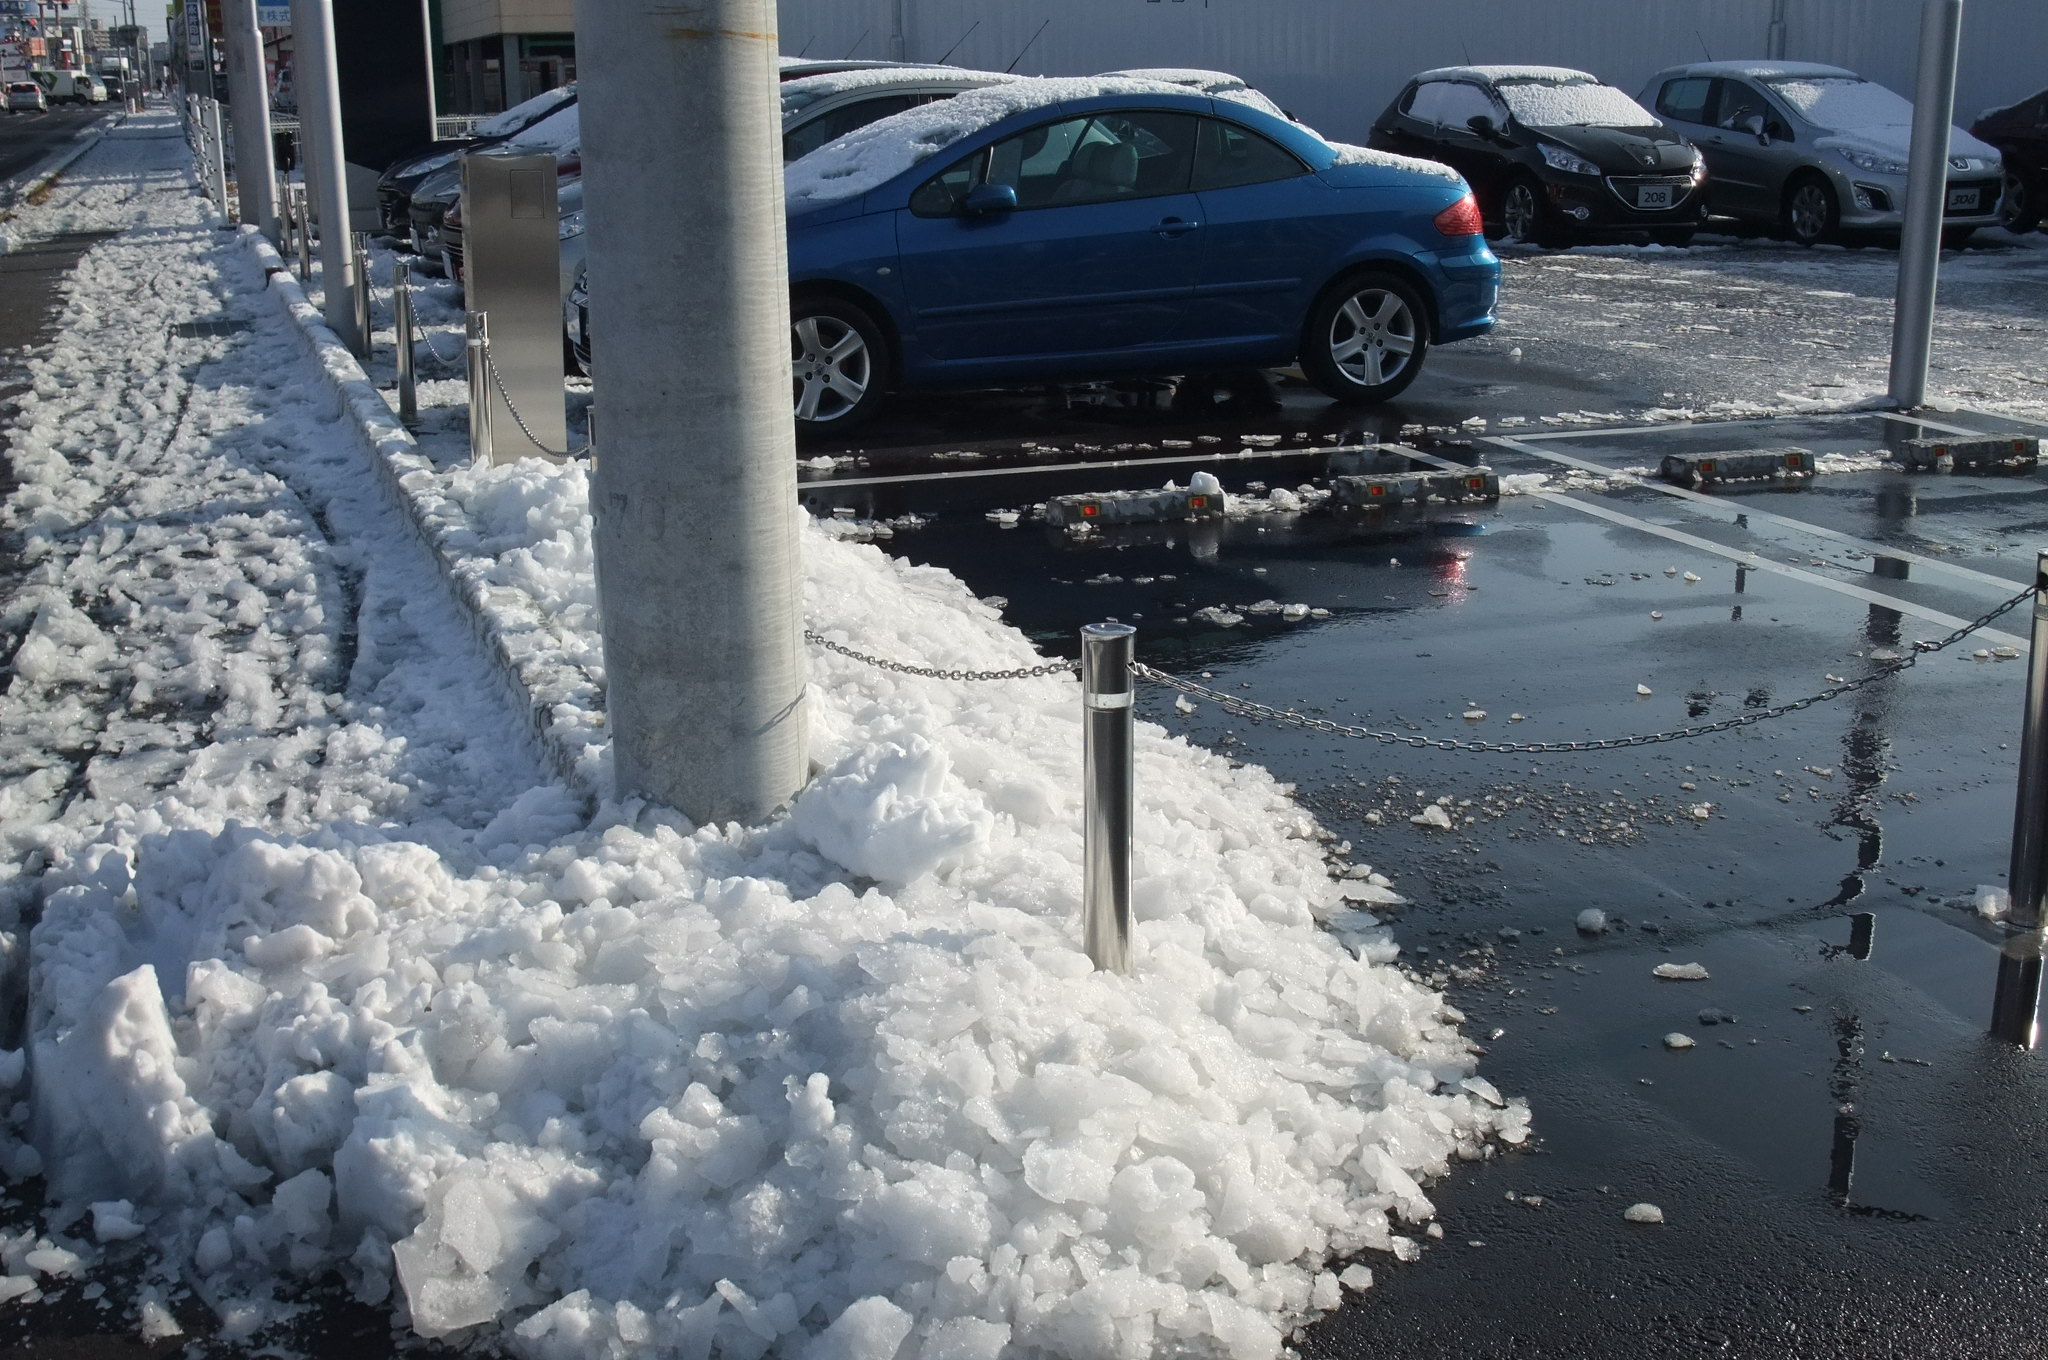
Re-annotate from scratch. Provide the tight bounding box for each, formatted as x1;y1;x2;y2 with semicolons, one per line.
936;20;980;66
844;28;870;59
1461;40;1472;64
796;36;814;58
1005;20;1051;75
1695;31;1715;61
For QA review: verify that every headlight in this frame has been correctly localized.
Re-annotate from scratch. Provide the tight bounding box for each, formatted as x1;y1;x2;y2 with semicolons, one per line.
1834;147;1909;176
558;210;586;241
1539;142;1601;176
1689;150;1707;183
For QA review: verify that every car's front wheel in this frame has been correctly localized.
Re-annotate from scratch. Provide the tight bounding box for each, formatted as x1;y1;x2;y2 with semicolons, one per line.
791;295;889;434
1300;272;1430;406
2001;169;2041;234
1501;177;1560;247
1783;173;1838;246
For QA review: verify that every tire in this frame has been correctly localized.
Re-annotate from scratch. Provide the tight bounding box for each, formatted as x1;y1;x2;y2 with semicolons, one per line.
2000;170;2041;234
791;294;889;434
1783;173;1838;246
1299;271;1430;406
1501;177;1561;248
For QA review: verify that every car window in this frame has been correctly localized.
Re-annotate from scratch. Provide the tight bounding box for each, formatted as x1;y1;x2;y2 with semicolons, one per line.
1716;80;1793;140
1405;81;1502;131
783;93;925;163
1657;77;1715;125
1193;117;1308;190
911;110;1199;215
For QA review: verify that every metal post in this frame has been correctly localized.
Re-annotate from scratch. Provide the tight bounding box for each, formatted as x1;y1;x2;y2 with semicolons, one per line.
395;258;417;425
1887;0;1965;410
574;0;809;824
1991;550;2048;1046
294;184;312;282
1767;0;1788;59
222;0;277;245
466;310;493;466
1082;622;1136;974
205;99;230;215
291;0;360;354
351;231;372;357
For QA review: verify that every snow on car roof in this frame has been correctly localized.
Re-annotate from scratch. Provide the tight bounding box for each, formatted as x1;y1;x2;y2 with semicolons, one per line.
1105;70;1294;122
1415;64;1597;85
783;74;1194;210
780;66;1015;114
472;84;574;139
501;102;582;155
1659;60;1858;80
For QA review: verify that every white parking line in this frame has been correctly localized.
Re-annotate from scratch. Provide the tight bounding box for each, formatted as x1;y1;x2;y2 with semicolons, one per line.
1501;410;1891;443
1380;441;2029;649
804;445;1325;490
1872;409;1998;438
1479;433;2030;595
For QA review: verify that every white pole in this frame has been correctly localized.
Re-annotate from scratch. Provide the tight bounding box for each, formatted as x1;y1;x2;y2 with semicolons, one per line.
573;0;809;824
290;0;360;354
1887;0;1964;410
222;0;276;244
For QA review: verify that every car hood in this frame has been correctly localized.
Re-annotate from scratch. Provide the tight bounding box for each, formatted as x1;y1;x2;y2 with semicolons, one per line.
1813;124;2000;166
1528;123;1697;174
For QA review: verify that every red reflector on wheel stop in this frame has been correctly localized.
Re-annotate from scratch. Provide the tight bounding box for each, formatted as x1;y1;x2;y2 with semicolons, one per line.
1188;495;1207;509
1080;503;1099;517
1467;477;1484;490
1434;193;1484;237
1369;483;1388;496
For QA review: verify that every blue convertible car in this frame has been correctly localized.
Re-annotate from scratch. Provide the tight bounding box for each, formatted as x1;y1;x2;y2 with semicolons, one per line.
572;78;1501;433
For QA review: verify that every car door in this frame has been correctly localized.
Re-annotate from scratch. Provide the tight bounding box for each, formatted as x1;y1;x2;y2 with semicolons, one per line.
894;110;1204;372
1393;80;1508;203
1696;78;1792;218
1188;114;1343;355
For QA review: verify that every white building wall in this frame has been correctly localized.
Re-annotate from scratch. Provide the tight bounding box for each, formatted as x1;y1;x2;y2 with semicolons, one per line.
776;0;2043;143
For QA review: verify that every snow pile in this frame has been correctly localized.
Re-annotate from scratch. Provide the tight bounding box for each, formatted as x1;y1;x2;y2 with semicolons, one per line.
1327;142;1464;182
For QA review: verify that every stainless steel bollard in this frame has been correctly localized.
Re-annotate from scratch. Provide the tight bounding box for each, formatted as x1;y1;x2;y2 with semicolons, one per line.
205;100;230;216
1991;550;2048;1045
466;311;494;466
394;259;417;425
351;231;372;357
1082;622;1136;973
294;185;312;283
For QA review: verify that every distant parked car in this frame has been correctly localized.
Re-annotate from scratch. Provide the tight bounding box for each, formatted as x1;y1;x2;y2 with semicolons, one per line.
1970;88;2047;233
1640;61;2003;246
379;83;576;240
1368;65;1706;247
572;77;1500;432
1100;68;1292;122
5;81;47;114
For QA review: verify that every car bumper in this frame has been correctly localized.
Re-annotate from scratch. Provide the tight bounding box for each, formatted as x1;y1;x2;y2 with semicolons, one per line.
1544;174;1708;234
1428;240;1501;343
1824;164;2002;230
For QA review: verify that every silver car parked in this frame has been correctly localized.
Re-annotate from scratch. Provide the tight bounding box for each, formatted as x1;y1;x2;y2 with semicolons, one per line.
1639;60;2002;246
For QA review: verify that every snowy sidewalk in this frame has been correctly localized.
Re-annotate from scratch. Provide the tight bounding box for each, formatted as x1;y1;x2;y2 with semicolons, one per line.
0;110;1524;1360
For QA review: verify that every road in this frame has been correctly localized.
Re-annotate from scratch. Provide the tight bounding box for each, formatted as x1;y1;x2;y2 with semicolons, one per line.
0;103;112;200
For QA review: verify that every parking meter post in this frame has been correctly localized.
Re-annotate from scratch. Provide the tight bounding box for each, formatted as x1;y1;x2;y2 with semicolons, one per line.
466;311;493;466
1082;623;1136;974
1990;551;2048;1046
1887;0;1965;410
395;259;417;426
222;0;278;245
291;0;361;355
574;0;809;824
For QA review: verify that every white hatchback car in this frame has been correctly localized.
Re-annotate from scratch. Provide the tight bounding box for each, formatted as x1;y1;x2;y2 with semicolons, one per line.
6;81;47;113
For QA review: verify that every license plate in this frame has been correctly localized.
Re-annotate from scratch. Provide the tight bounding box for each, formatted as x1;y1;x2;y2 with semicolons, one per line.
1947;187;1979;211
1637;186;1673;209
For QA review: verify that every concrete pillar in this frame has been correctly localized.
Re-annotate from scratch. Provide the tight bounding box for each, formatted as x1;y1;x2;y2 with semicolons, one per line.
574;0;809;825
222;0;277;244
289;0;361;353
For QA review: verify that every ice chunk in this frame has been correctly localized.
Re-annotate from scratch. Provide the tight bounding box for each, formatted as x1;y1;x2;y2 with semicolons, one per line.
789;736;992;885
1174;695;1197;715
1624;1202;1666;1224
1189;471;1223;495
1653;962;1710;980
1976;885;2010;921
90;1201;144;1242
1410;805;1454;829
1338;1264;1375;1291
1576;909;1608;934
1459;1076;1508;1108
1682;572;1701;583
1662;1033;1695;1050
808;1296;914;1360
1636;683;1653;696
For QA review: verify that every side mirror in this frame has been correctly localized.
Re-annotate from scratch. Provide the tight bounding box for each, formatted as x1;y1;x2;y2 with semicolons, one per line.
963;183;1018;216
1739;112;1767;141
1467;114;1499;140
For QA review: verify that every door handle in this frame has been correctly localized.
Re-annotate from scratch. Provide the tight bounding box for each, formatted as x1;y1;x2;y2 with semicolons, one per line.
1153;218;1201;238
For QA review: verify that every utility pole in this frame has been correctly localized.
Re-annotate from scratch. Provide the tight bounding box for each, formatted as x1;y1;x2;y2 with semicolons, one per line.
289;0;360;353
1887;0;1964;409
222;0;276;243
573;0;809;824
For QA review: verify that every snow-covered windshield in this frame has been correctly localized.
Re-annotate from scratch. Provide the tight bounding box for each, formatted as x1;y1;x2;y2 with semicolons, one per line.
1497;78;1658;128
502;103;581;156
473;85;573;139
1762;76;1913;131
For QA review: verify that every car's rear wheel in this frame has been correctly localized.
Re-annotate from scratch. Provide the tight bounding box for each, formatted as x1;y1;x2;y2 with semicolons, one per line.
2001;170;2041;233
791;295;889;434
1783;173;1838;246
1300;272;1430;406
1501;177;1560;247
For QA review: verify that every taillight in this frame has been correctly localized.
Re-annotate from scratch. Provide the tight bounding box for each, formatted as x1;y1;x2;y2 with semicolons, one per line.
1434;193;1483;237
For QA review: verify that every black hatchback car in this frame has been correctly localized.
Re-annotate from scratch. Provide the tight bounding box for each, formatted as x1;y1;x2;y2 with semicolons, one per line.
1970;88;2047;233
1370;65;1707;246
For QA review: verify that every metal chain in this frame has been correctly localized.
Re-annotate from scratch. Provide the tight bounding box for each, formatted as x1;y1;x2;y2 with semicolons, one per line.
805;629;1080;681
416;324;466;367
1132;582;2039;754
481;338;593;459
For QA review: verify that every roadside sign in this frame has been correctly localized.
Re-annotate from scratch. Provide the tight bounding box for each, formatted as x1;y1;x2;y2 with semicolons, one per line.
183;0;207;68
256;2;289;24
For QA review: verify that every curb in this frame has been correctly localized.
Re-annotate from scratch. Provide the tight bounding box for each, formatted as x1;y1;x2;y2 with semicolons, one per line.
236;227;607;798
0;108;130;216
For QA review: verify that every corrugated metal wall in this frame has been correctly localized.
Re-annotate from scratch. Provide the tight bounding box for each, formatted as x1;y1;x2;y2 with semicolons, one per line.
777;0;2042;143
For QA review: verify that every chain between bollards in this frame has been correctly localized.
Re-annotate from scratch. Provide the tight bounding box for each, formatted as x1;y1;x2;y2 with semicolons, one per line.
1991;550;2048;1045
1082;623;1136;974
394;258;417;426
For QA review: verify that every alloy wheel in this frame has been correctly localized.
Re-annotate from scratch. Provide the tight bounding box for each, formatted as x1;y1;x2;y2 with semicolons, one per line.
2001;171;2033;232
1503;184;1540;242
1327;288;1418;388
791;315;871;423
1788;182;1832;243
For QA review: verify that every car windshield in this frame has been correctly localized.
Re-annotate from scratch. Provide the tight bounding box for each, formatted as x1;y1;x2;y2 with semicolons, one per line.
1496;77;1658;128
1762;76;1913;131
473;85;574;138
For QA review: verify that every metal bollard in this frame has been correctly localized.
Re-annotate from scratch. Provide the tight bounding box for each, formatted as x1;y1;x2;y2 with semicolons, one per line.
351;232;372;358
1991;550;2048;1045
294;185;312;283
394;259;417;425
466;310;494;466
1082;622;1136;973
205;101;230;217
